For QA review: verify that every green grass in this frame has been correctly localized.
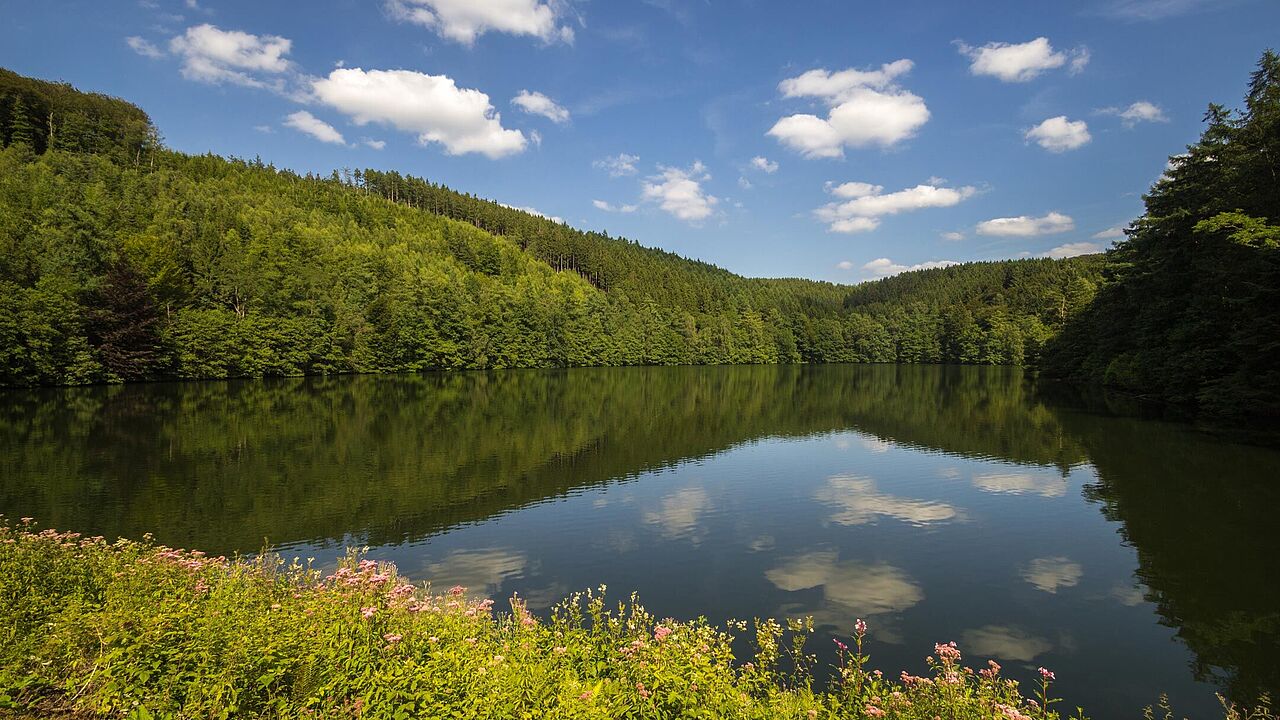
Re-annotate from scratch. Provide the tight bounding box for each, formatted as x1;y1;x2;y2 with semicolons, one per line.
0;519;1270;719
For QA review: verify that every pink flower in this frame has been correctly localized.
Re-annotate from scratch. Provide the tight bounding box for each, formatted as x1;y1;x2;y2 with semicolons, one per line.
449;585;466;596
1038;667;1056;681
866;704;886;718
383;633;402;644
361;606;377;619
833;638;848;652
579;691;593;700
654;626;673;642
855;618;868;637
934;641;961;663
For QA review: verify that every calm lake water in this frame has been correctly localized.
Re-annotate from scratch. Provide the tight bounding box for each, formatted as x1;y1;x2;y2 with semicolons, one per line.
2;365;1277;717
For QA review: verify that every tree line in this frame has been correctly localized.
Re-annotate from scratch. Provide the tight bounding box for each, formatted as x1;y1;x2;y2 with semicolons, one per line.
1043;51;1280;424
0;67;1103;387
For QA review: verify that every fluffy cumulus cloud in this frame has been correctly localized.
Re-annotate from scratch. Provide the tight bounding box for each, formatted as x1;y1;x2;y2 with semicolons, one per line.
976;212;1075;237
498;203;564;224
386;0;574;45
815;182;977;234
749;156;779;173
1025;116;1092;152
836;260;855;270
957;37;1088;82
593;153;639;177
511;90;569;124
169;24;293;88
312;68;526;158
862;258;959;278
361;138;386;150
283;111;346;144
593;199;637;213
1100;100;1170;127
768;59;930;158
641;161;718;223
126;36;164;59
1044;241;1104;258
941;231;966;241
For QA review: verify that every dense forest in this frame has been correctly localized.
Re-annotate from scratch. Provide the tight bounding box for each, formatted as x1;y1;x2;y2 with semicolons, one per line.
0;67;1104;387
1043;51;1280;423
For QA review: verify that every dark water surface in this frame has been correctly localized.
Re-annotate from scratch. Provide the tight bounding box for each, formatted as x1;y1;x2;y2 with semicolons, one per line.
2;365;1277;717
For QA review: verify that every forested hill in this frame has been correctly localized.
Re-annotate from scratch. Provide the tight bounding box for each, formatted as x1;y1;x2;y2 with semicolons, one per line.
1042;51;1280;423
0;67;1102;387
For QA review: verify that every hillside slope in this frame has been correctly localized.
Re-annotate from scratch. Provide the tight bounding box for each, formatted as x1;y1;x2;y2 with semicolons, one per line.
0;68;1102;386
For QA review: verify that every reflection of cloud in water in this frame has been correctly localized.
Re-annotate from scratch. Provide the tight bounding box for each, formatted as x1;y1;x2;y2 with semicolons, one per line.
972;472;1066;497
766;550;923;616
961;625;1052;662
421;548;526;595
517;581;571;611
1021;556;1083;593
861;437;893;453
1111;583;1147;606
749;535;776;552
816;474;957;526
643;487;710;542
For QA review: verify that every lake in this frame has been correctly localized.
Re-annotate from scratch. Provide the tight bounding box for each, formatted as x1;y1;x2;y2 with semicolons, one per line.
2;364;1277;717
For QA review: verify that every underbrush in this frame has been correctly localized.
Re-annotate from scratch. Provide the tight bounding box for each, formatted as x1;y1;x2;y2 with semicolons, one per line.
0;519;1269;719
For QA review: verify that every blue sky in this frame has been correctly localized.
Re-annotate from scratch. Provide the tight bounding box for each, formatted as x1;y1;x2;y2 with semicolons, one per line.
4;0;1277;283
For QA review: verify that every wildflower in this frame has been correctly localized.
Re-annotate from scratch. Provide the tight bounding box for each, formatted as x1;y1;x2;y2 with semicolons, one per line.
449;585;466;596
833;638;848;652
554;646;567;654
855;618;868;637
933;641;961;663
579;691;593;700
654;626;673;642
1038;667;1055;681
270;603;281;611
428;636;439;643
808;711;818;719
866;705;886;718
384;633;402;644
361;606;377;619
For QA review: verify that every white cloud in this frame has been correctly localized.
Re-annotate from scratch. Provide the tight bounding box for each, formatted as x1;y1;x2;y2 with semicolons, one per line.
957;37;1088;82
283;111;346;145
169;24;292;89
815;182;977;234
1026;116;1091;152
1092;225;1127;239
386;0;574;45
976;212;1075;237
737;176;753;190
769;60;929;158
253;124;273;133
1021;556;1083;593
749;156;779;173
862;258;960;278
836;260;855;270
312;68;526;159
594;153;639;177
126;36;165;59
971;472;1066;497
511;90;570;124
816;474;958;526
1045;241;1104;258
641;161;718;223
942;231;966;241
499;203;563;224
361;138;386;150
766;552;923;616
1100;100;1169;128
643;487;710;543
961;625;1052;662
593;199;637;213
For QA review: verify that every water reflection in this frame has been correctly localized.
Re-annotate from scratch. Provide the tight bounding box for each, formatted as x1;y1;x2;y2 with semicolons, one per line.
2;364;1278;715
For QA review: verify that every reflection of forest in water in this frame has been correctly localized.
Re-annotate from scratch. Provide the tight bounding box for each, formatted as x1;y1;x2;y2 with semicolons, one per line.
1;364;1276;703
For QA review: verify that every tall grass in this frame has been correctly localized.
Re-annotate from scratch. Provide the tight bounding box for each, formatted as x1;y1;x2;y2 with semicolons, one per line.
0;519;1267;719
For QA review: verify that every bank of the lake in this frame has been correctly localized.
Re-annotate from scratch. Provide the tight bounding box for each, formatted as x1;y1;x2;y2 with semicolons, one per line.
3;520;1261;720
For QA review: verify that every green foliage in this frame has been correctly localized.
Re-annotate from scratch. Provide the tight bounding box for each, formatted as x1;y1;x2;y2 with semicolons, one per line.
1043;51;1280;423
0;519;1106;720
0;66;1104;387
